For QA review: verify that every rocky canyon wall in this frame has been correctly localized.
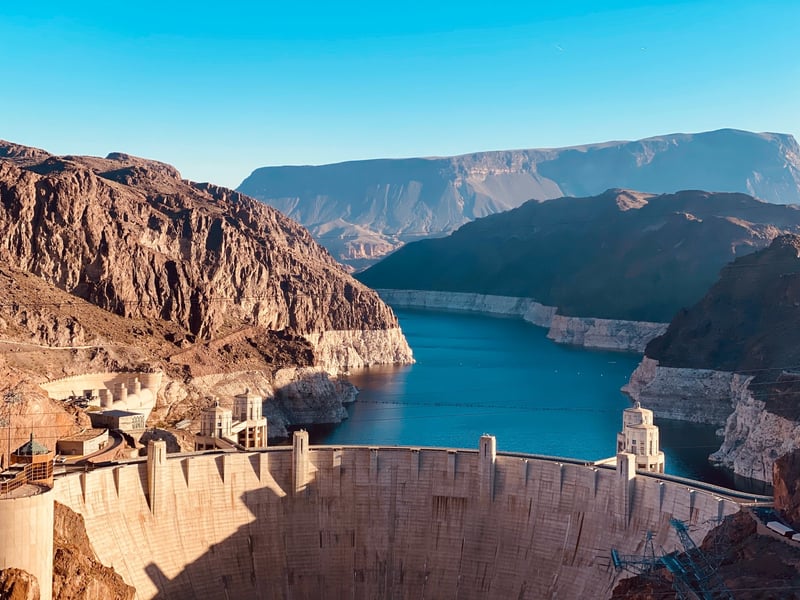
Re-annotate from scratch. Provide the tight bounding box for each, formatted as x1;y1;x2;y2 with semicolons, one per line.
622;357;736;426
546;315;668;353
622;356;800;483
709;382;800;483
0;143;413;373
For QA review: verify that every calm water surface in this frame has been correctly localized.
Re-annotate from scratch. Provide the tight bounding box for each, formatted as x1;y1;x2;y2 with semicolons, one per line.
315;309;763;492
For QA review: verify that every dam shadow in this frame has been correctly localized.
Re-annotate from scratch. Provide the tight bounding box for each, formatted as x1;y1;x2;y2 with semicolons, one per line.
146;474;291;599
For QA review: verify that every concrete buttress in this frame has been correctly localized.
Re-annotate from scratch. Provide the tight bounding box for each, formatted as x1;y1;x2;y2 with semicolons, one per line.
479;435;496;503
147;440;167;516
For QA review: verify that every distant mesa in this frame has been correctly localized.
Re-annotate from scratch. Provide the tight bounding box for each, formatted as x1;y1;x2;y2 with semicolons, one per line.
238;129;800;269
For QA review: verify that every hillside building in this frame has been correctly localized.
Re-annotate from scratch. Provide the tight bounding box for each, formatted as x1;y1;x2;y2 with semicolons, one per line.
56;429;109;457
194;390;267;451
88;409;146;433
231;388;268;449
11;434;55;484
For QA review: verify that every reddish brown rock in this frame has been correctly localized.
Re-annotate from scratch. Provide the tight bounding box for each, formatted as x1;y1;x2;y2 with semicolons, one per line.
52;502;135;600
774;449;800;527
0;568;39;600
0;141;410;352
610;573;672;600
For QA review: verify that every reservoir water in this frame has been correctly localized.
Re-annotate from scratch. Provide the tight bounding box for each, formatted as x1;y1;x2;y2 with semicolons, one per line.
316;308;760;491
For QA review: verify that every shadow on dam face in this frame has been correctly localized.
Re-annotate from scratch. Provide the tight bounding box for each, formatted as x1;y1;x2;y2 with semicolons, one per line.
126;442;742;600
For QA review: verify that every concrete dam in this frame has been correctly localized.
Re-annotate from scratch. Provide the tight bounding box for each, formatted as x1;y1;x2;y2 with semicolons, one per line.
20;434;755;600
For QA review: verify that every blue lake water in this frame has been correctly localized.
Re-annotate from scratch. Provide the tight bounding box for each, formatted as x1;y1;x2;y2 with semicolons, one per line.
315;308;763;492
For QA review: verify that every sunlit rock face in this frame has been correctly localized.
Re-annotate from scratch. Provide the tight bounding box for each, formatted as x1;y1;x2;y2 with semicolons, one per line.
0;139;412;370
774;448;800;527
239;129;800;268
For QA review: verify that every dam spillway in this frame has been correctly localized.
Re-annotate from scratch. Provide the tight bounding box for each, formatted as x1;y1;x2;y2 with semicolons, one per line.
38;435;754;600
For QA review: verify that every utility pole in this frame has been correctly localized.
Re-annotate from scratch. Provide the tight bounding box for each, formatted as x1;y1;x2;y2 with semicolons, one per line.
0;416;7;471
2;391;23;472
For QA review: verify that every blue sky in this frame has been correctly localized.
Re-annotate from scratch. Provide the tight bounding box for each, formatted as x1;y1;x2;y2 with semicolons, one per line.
1;0;798;188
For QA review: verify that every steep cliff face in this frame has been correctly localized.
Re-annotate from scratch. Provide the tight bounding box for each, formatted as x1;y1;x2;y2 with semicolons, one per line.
0;265;364;446
644;235;800;375
709;380;800;482
626;235;800;482
0;140;412;370
361;189;800;322
240;129;800;268
774;449;800;527
622;357;737;425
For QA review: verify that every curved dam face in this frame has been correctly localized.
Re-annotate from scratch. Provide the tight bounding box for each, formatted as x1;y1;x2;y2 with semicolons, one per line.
52;437;741;599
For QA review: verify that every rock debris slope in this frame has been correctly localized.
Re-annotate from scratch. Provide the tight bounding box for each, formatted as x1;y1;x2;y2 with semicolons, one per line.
238;129;800;268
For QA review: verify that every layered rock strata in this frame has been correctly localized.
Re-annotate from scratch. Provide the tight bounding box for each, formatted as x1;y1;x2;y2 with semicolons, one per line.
710;383;800;483
621;358;796;482
546;315;668;353
622;357;737;425
377;289;667;352
0;140;414;457
0;140;413;371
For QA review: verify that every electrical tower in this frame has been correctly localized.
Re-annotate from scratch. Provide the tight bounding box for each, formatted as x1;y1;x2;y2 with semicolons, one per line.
611;519;734;600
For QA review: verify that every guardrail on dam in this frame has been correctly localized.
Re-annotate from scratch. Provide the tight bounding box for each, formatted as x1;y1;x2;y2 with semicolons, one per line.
6;435;765;599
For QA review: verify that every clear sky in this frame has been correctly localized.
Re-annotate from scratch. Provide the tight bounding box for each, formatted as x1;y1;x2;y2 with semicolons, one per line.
1;0;798;188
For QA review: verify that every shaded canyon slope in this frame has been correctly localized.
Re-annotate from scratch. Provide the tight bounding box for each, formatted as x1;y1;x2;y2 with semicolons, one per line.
238;129;800;269
0;139;412;369
625;235;800;482
645;234;800;417
358;189;800;323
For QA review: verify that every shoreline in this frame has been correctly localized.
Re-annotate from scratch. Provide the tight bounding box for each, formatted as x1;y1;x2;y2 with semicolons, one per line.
375;289;668;353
